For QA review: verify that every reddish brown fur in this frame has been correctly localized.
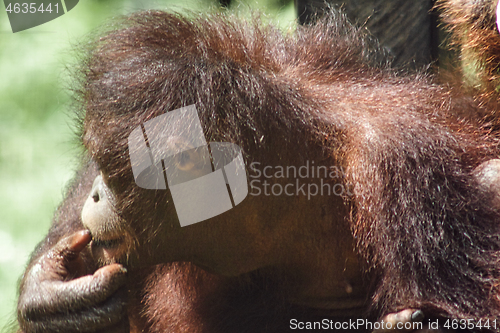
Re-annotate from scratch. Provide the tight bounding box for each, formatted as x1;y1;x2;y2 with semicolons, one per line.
437;0;500;101
17;7;500;333
79;9;500;322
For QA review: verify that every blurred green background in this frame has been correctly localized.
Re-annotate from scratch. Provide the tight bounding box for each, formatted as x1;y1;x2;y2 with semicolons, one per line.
0;0;294;331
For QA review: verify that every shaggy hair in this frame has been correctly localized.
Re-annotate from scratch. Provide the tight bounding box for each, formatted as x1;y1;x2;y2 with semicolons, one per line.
437;0;500;101
76;8;500;325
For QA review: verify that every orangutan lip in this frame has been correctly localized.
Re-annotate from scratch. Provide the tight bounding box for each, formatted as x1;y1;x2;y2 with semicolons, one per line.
92;237;124;248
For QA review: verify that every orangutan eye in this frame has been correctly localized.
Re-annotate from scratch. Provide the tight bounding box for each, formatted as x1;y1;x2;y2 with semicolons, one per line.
175;151;193;170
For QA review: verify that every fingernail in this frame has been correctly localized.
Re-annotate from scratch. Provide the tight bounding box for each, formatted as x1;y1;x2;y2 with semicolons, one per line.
79;229;91;237
69;230;92;249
